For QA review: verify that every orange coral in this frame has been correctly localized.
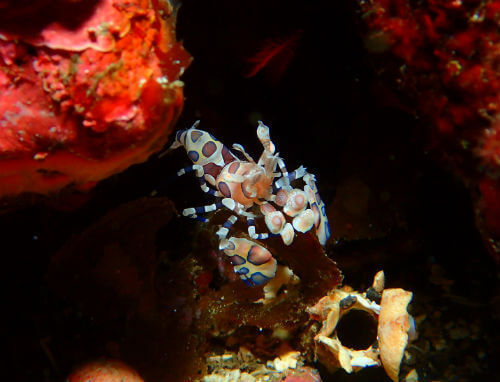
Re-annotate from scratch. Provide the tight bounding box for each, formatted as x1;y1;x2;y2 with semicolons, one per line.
68;359;144;382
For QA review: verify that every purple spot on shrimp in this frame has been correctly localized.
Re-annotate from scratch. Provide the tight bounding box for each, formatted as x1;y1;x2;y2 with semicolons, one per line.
237;266;249;275
250;272;270;286
315;191;321;204
247;245;272;265
218;181;231;197
203;163;222;178
202;141;217;157
230;255;246;266
241;183;253;199
176;129;185;143
190;130;203;142
225;240;236;250
221;145;237;164
188;150;199;162
228;161;240;174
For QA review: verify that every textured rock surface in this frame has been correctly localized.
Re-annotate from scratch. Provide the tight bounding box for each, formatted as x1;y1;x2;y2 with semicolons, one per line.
0;0;190;197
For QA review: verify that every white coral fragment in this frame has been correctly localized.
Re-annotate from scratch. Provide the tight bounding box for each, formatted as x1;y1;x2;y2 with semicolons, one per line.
308;287;381;374
203;369;256;382
308;271;414;382
256;265;299;304
378;288;414;382
267;350;300;372
372;270;385;293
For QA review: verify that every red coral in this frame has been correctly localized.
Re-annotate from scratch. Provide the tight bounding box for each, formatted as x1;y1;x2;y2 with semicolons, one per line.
481;122;500;168
0;0;191;197
359;0;500;262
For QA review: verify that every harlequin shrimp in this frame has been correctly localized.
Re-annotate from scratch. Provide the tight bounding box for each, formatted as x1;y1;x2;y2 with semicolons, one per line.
221;237;277;286
168;121;330;286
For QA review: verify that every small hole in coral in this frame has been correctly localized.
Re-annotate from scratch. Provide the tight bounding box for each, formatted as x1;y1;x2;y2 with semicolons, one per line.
36;168;64;178
336;309;377;350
